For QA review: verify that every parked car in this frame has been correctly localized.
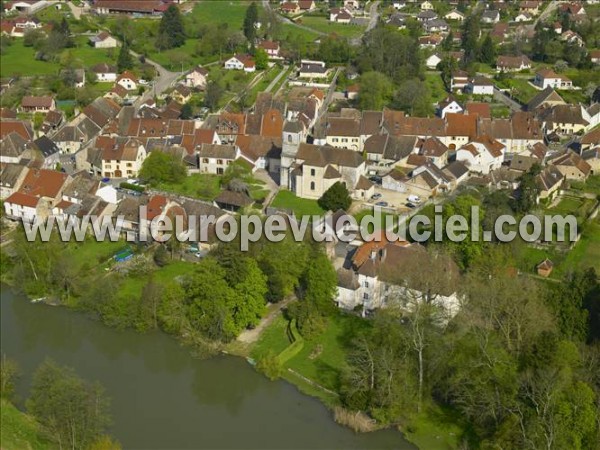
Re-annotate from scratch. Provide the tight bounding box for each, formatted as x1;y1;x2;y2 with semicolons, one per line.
406;202;417;208
369;175;382;185
375;201;389;207
371;193;382;200
101;177;110;183
408;195;422;204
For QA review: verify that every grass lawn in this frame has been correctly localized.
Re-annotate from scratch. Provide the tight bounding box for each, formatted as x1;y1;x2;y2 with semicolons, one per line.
298;16;365;39
116;260;198;300
285;313;367;392
67;239;126;270
513;243;563;276
495;77;538;104
0;40;60;77
251;314;294;359
425;72;448;104
185;1;256;29
62;36;117;69
559;218;600;274
147;39;220;72
279;23;321;43
571;175;600;196
403;404;465;450
157;174;222;200
0;399;53;450
271;190;325;217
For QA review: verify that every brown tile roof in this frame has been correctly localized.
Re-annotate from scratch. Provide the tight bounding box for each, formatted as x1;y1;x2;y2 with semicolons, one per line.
260;109;284;138
19;168;68;199
0;120;32;140
465;102;491;119
551;151;591;176
296;143;364;168
445;113;477;138
21;96;53;108
101;138;143;162
581;128;600;146
5;191;40;208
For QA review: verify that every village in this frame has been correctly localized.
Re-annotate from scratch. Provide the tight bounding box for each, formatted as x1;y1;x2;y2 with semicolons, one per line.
1;0;599;313
1;1;600;449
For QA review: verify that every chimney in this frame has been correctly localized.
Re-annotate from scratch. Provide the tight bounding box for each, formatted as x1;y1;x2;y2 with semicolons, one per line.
370;250;377;261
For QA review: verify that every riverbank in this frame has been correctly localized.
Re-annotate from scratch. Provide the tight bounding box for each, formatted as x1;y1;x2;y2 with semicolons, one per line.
1;286;415;449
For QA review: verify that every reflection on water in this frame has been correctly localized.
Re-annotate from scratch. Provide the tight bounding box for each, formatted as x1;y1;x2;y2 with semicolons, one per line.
1;286;414;450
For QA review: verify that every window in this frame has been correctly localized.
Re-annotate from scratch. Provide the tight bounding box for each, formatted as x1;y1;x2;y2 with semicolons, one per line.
363;293;369;300
364;281;369;288
217;168;224;175
127;163;132;168
217;159;223;165
202;158;209;163
310;181;315;190
342;138;348;143
310;169;315;176
287;134;292;143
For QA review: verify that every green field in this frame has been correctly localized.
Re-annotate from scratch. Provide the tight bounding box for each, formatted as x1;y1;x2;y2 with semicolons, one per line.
298;16;364;39
157;174;222;200
185;0;256;29
271;190;325;217
560;219;600;274
495;77;539;104
0;399;53;450
279;22;321;43
425;72;448;104
0;40;60;77
62;36;117;69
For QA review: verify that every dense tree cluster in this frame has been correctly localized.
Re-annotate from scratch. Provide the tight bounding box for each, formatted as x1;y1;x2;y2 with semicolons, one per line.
157;5;186;50
139;151;187;185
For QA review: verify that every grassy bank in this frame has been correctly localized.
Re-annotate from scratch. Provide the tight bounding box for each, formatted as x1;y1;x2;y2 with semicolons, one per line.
0;399;54;450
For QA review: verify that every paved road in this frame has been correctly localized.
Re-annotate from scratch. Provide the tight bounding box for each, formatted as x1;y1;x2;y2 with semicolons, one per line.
265;65;289;94
532;0;559;29
350;1;379;45
129;50;180;105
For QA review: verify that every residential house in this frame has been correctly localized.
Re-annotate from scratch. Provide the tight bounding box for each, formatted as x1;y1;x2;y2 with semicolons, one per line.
423;19;449;33
116;71;138;91
330;7;353;23
560;30;585;47
536;165;564;202
445;9;465;21
3;168;70;222
291;143;366;200
456;136;505;174
417;10;437;22
481;10;500;23
450;70;469;91
0;163;28;199
224;54;256;73
514;12;533;22
170;85;192;104
538;104;589;135
92;63;118;82
280;2;300;14
527;87;566;111
496;55;532;72
298;0;316;11
184;66;209;89
0;132;34;164
33;136;60;168
420;0;434;10
101;138;147;178
519;0;542;15
425;53;442;70
92;0;170;15
582;148;600;175
590;50;600;65
89;31;118;48
534;69;574;90
298;60;329;79
551;151;591;180
418;35;443;49
20;96;55;113
437;95;463;118
40;110;63;135
258;40;281;59
414;137;450;168
198;144;239;175
580;128;600;151
336;240;460;316
465;77;495;96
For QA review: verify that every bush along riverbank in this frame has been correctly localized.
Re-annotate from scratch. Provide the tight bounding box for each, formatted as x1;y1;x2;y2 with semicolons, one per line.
2;227;600;450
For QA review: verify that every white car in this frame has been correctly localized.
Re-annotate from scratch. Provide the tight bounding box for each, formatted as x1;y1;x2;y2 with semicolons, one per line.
408;195;422;204
139;79;149;85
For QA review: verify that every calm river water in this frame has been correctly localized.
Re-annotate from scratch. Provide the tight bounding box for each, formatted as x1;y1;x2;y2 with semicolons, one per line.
1;286;415;449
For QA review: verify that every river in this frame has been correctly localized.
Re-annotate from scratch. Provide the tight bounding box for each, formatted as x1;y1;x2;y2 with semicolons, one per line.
1;287;415;450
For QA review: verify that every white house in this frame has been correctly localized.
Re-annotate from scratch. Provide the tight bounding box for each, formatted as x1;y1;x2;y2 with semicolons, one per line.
101;139;147;178
224;54;256;73
116;71;138;91
445;9;465;21
481;10;500;24
456;136;506;174
437;96;463;118
89;31;118;48
329;7;353;23
514;12;533;22
298;60;329;79
198;144;240;175
496;55;532;72
420;1;434;10
425;53;442;70
534;69;574;90
91;63;118;82
258;40;281;59
184;66;209;89
465;77;495;96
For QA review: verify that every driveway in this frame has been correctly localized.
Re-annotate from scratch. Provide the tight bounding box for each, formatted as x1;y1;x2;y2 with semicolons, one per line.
130;50;180;105
350;1;379;46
